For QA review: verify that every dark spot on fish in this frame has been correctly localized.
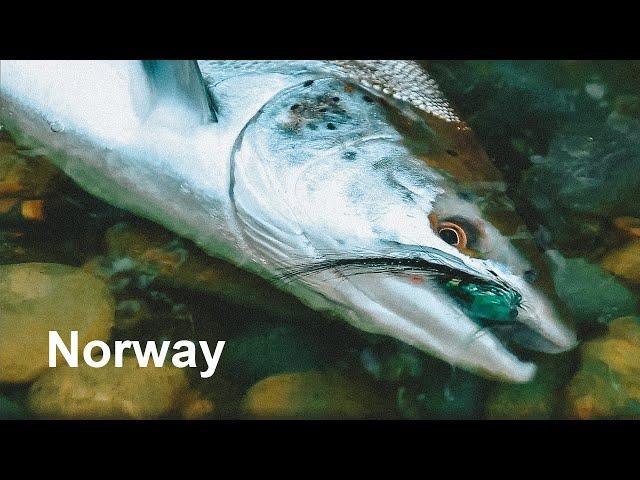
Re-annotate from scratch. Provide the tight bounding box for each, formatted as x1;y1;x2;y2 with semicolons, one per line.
308;123;318;130
342;151;356;161
291;104;301;111
319;107;327;113
523;269;539;284
277;122;300;135
446;149;459;157
346;184;365;203
363;95;374;103
332;97;340;102
327;123;336;130
303;80;314;87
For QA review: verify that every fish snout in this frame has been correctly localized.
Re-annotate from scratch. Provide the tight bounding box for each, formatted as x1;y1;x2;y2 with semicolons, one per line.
323;272;540;383
509;279;578;354
297;246;578;383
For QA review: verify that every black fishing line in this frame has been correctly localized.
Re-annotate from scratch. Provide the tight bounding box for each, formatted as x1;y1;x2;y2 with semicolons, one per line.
277;254;514;295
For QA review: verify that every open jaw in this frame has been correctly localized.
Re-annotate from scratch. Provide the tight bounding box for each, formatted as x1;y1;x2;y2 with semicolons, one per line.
281;248;577;383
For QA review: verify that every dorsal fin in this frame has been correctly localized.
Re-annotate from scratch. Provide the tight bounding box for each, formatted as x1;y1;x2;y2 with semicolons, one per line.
142;60;217;123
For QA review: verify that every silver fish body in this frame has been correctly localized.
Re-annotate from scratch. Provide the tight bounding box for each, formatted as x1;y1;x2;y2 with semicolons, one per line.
0;60;577;382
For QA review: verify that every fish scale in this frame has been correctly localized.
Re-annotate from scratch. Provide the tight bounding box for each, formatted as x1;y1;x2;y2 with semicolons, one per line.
325;60;461;122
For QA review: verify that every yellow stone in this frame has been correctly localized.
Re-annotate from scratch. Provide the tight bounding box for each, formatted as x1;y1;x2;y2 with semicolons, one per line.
572;394;611;420
27;356;199;419
20;199;45;221
484;360;566;420
566;317;640;419
601;239;640;284
0;263;115;383
97;222;310;319
485;384;554;419
0;136;60;198
180;392;216;420
242;370;388;419
614;217;640;238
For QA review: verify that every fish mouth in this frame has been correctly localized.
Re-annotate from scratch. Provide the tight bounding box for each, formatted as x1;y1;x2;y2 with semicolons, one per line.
436;273;571;357
280;247;577;382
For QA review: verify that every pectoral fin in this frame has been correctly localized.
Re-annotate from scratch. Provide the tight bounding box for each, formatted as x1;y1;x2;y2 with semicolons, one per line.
142;60;217;123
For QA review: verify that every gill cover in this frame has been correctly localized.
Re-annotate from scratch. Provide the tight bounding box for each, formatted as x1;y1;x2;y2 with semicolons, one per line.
230;76;442;265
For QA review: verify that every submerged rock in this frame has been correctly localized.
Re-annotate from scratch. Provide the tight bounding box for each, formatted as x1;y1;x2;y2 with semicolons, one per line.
395;364;488;419
27;356;210;419
95;222;311;320
357;339;488;419
0;263;114;383
180;391;216;420
0;198;46;223
566;316;640;419
522;116;640;251
601;239;640;285
242;370;389;419
113;298;150;331
0;395;26;420
525;123;640;217
485;358;573;419
614;217;640;238
360;343;423;382
486;380;554;419
0;133;60;198
223;324;326;386
546;250;638;325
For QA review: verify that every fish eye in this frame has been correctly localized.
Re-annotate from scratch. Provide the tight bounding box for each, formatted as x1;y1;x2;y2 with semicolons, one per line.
438;221;468;248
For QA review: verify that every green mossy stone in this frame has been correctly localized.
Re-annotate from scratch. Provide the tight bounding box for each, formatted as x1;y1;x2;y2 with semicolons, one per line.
27;357;193;419
485;359;574;420
547;252;638;325
221;324;326;385
566;317;640;419
242;370;389;419
396;358;489;419
0;396;26;420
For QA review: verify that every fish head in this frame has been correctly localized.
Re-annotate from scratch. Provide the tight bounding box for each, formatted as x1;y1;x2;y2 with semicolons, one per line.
0;60;577;383
232;75;576;382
